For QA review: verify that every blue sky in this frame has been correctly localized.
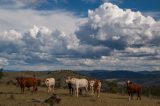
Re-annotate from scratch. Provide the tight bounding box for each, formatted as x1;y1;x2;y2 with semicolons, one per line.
0;0;160;71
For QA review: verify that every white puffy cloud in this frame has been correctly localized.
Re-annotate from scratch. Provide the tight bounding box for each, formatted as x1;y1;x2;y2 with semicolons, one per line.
76;3;160;49
0;30;22;41
74;3;160;71
0;25;80;65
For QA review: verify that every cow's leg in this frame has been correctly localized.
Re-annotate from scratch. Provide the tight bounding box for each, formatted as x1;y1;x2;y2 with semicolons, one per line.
137;92;141;100
33;85;37;93
32;85;36;93
79;89;82;95
20;85;24;94
90;86;92;95
97;88;100;97
89;86;91;95
131;93;133;100
69;88;71;95
85;86;88;95
21;84;25;94
22;88;24;94
137;93;138;100
94;88;97;97
128;93;131;101
47;87;49;92
23;87;25;94
49;86;51;93
92;87;94;96
32;86;34;93
129;95;131;101
47;86;51;93
47;86;49;93
71;87;74;95
97;90;99;97
52;86;54;93
76;87;79;97
21;87;23;94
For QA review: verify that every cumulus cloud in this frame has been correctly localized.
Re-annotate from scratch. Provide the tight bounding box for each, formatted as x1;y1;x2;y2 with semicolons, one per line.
0;26;80;65
76;3;160;51
74;3;160;71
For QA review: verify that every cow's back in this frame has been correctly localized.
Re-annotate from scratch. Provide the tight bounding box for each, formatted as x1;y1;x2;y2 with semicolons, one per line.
23;78;37;87
130;84;141;92
45;78;55;86
76;79;88;87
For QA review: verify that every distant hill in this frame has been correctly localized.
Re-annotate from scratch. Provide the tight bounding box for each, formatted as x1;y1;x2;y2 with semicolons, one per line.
77;70;160;86
2;69;160;86
78;70;143;79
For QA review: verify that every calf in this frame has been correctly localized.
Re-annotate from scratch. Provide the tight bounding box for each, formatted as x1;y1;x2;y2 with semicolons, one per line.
45;78;55;93
16;77;38;94
126;80;141;101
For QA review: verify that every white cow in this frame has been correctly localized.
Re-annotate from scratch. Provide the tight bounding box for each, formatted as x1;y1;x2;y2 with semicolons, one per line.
66;77;88;97
45;78;55;93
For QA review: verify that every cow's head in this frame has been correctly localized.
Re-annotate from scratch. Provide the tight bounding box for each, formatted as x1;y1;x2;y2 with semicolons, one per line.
65;76;72;83
89;80;95;87
126;80;133;87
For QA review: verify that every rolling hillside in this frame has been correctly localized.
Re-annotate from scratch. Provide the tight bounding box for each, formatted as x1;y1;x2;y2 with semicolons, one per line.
0;84;159;106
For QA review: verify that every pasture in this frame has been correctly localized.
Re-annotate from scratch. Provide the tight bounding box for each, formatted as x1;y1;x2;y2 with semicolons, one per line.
0;84;159;106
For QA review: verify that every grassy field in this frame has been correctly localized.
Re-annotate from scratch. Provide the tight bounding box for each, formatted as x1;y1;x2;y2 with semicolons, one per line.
0;84;159;106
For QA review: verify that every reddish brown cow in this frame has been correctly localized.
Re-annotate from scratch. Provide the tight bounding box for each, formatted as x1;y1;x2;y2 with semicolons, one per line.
93;80;102;97
126;80;141;101
16;77;38;94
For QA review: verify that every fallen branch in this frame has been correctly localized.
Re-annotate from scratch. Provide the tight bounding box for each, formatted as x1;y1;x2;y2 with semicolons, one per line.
32;93;61;106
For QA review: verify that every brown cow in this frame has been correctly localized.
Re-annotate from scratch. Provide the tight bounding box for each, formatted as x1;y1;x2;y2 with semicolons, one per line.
126;80;141;101
89;80;101;97
93;80;102;97
16;77;38;94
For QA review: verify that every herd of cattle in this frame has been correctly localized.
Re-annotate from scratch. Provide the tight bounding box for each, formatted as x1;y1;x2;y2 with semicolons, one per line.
15;76;142;101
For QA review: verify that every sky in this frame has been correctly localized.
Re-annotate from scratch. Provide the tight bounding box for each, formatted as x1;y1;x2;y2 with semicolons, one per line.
0;0;160;71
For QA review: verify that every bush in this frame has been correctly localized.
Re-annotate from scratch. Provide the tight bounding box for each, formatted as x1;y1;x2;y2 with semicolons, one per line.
107;81;119;93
